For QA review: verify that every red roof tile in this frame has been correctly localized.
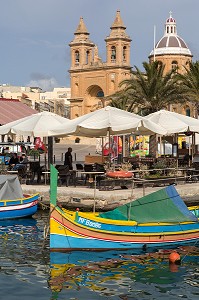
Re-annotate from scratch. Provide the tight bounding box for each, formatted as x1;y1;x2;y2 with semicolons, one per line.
0;98;37;125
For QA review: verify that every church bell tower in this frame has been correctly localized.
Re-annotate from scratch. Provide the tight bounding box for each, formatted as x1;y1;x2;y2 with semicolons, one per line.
69;11;132;119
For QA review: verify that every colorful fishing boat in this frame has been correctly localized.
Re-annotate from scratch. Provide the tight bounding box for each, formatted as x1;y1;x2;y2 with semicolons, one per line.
0;175;39;220
50;165;199;251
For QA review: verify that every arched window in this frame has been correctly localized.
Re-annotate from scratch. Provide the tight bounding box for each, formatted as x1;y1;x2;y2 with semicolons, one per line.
75;51;80;64
86;50;90;64
186;107;190;117
123;46;126;62
111;46;116;62
167;26;169;34
96;90;104;98
171;60;178;71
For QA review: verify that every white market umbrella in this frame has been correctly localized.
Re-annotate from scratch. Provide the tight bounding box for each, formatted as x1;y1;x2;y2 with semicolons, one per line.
49;106;167;137
0;111;70;168
146;110;199;134
0;111;69;137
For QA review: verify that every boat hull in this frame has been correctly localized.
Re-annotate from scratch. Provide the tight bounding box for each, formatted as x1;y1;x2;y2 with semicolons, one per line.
0;194;39;220
50;205;199;251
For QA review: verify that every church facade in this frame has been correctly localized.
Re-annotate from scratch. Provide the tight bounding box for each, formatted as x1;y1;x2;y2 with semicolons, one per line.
69;11;193;119
69;11;132;119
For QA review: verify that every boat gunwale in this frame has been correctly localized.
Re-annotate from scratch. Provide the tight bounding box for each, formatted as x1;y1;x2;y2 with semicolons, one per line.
52;204;199;228
50;207;199;237
0;193;40;206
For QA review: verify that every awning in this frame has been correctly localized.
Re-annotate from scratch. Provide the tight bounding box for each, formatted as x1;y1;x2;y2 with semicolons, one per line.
0;98;37;125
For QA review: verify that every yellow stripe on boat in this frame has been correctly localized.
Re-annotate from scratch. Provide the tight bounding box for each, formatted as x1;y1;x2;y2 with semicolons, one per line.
50;208;199;237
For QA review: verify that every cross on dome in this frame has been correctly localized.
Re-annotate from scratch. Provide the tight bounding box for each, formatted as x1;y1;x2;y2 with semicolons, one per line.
149;12;192;58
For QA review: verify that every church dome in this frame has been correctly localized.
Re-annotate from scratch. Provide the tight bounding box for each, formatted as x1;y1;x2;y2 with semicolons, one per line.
149;12;192;57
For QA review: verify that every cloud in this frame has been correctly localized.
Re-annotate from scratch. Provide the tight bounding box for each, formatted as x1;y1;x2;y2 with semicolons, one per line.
20;38;64;49
27;73;59;91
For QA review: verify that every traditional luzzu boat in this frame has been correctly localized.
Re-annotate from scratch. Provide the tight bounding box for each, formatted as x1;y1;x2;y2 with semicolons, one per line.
0;175;39;220
50;165;199;251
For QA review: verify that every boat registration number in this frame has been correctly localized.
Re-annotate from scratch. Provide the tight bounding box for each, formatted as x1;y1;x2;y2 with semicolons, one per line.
78;217;102;229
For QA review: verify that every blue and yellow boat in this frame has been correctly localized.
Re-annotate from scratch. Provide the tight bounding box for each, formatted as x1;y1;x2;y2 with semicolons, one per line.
0;175;39;220
50;165;199;251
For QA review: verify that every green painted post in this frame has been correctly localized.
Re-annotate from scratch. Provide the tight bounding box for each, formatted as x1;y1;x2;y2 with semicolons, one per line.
50;164;58;206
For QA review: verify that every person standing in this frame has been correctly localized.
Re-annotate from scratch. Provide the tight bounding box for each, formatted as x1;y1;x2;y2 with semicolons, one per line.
64;147;73;170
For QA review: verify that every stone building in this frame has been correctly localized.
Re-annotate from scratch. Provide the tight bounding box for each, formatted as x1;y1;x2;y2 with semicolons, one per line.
69;11;194;118
69;10;132;119
148;12;193;116
0;85;71;117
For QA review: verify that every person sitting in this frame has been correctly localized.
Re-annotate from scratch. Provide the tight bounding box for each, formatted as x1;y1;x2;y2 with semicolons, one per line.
13;153;29;173
182;153;190;166
8;153;19;170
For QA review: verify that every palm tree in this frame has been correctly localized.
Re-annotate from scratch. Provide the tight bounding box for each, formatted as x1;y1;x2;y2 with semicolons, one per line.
117;60;186;115
107;61;186;157
108;91;137;112
175;61;199;116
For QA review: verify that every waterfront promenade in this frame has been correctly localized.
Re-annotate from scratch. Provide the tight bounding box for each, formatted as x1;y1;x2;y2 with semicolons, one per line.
21;181;199;211
21;140;199;210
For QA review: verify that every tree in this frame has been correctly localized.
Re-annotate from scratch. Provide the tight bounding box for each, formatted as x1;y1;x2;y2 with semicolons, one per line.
117;61;186;115
175;61;199;116
107;61;188;157
108;91;137;112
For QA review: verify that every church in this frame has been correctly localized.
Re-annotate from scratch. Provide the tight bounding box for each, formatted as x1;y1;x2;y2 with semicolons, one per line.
69;11;193;119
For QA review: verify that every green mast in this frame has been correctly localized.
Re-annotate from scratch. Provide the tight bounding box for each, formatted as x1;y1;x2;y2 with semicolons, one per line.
50;164;58;206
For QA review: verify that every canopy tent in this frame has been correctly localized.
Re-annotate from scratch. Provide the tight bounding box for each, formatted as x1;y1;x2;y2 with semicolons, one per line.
99;185;198;223
146;110;199;134
49;106;167;137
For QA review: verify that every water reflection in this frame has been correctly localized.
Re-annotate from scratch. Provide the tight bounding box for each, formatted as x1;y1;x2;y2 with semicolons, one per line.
49;247;199;299
0;211;198;300
0;212;50;292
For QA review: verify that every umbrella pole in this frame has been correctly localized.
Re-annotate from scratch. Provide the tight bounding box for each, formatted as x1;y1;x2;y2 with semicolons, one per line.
44;137;47;170
160;135;162;156
108;131;111;166
122;135;125;162
101;137;104;163
48;136;53;168
192;133;195;162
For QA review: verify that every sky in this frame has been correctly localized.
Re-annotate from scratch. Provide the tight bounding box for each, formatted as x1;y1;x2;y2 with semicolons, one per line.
0;0;199;91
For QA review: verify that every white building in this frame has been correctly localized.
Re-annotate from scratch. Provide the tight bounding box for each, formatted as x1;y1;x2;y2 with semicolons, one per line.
0;84;71;117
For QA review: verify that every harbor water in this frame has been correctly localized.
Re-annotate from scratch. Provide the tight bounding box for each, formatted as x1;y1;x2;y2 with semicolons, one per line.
0;210;198;300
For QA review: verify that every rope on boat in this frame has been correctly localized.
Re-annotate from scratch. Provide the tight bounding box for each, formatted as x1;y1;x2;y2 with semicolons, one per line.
181;239;199;262
39;202;49;210
42;222;49;250
58;204;72;249
42;207;52;249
